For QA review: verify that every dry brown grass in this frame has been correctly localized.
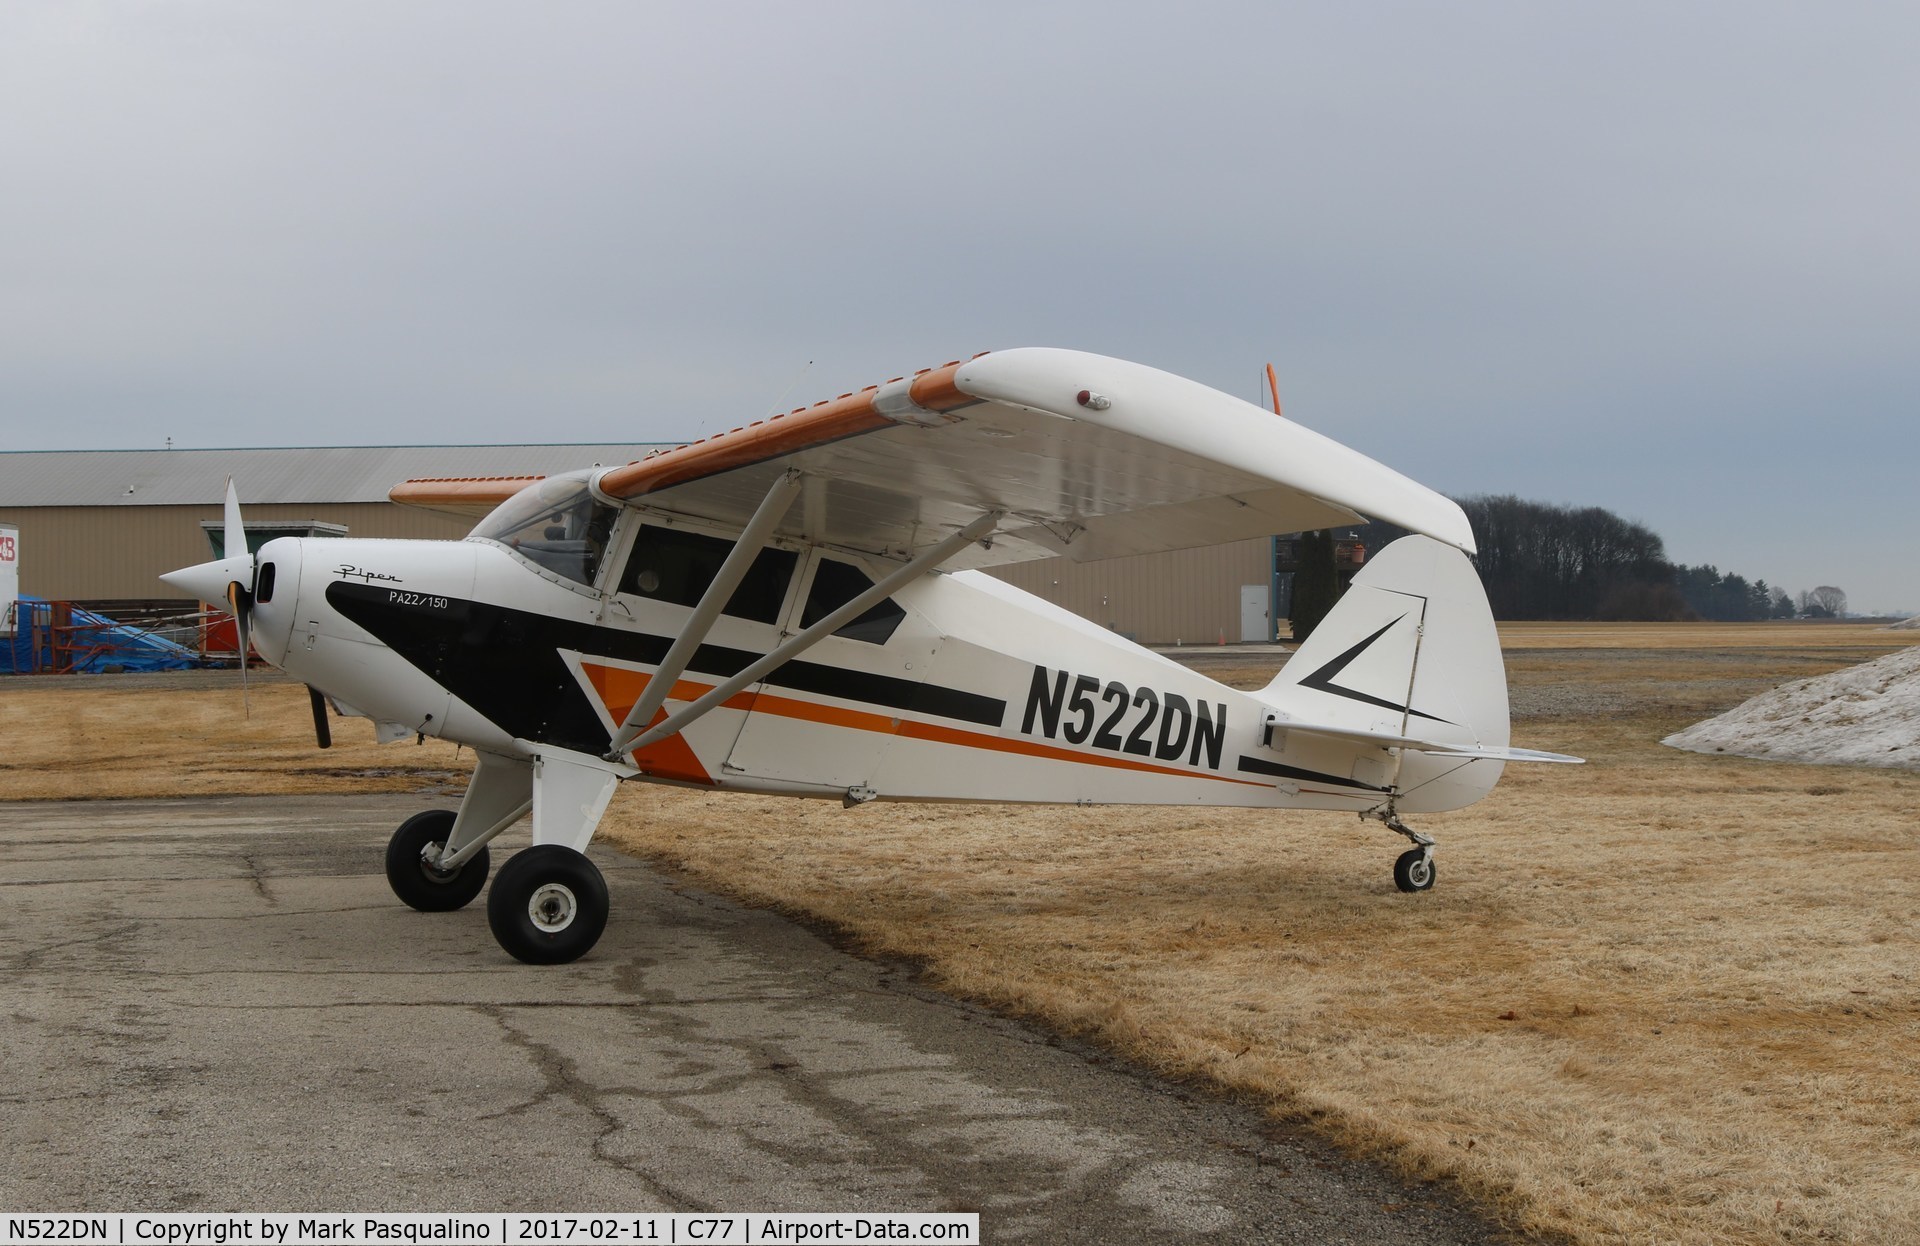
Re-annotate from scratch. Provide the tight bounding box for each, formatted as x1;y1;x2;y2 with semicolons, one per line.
6;624;1918;1243
0;672;472;801
1492;621;1909;651
598;624;1920;1245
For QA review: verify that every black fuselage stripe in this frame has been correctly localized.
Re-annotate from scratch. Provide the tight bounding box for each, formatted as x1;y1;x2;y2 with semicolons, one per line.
1235;754;1386;793
325;583;1005;756
676;639;1003;726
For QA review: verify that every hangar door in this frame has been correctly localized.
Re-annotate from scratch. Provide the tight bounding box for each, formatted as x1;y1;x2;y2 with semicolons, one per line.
1240;584;1268;643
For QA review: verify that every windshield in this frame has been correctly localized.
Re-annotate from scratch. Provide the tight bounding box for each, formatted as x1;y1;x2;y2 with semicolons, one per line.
470;472;618;586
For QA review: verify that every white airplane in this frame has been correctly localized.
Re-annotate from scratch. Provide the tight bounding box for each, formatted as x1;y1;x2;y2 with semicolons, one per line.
163;348;1579;964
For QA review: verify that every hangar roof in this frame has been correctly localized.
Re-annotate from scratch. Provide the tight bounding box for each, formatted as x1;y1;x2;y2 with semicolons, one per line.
0;444;676;508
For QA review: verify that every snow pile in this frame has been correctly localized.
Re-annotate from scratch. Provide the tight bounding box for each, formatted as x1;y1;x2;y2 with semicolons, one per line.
1663;644;1920;769
1885;614;1920;630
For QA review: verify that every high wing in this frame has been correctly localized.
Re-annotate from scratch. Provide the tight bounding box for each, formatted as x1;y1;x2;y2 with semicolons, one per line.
390;347;1474;569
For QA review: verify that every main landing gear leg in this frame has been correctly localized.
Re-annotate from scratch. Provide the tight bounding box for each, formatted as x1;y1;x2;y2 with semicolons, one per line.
1367;807;1436;893
385;751;532;912
487;748;624;965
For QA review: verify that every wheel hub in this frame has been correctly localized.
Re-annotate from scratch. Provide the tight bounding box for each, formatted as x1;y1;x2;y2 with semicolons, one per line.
528;882;579;933
418;844;459;883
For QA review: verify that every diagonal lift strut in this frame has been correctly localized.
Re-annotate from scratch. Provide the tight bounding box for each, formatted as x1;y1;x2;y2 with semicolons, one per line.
604;469;803;757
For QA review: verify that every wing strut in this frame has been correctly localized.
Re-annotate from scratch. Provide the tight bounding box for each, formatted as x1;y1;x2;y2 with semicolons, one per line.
604;469;802;757
604;509;1002;762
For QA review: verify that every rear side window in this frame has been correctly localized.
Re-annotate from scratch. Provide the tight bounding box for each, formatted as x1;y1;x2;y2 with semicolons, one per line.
618;525;797;624
801;558;905;644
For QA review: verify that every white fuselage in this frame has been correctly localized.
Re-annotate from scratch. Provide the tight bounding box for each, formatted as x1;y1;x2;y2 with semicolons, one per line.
247;523;1493;815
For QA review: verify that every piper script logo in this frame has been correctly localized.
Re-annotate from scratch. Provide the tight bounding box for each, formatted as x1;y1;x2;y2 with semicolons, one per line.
335;564;402;585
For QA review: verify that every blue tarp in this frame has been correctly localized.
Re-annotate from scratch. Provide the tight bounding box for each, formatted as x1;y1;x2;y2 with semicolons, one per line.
3;596;200;674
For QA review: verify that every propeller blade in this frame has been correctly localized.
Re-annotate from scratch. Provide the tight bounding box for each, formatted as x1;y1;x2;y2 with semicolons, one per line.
307;686;333;749
161;476;257;606
219;476;256;714
227;579;252;718
222;476;246;566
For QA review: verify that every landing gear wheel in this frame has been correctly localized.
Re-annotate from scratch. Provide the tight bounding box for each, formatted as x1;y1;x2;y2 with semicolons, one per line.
385;809;490;912
1393;847;1436;893
487;845;609;965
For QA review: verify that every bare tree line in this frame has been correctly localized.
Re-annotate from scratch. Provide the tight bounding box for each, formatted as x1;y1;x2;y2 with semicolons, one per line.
1345;495;1843;622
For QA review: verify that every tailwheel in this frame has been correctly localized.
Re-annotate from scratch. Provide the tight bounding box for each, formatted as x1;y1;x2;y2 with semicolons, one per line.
487;845;609;965
386;809;491;912
1369;807;1436;894
1393;846;1436;893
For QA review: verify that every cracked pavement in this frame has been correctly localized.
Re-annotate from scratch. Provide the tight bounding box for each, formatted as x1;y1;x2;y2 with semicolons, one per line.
0;795;1502;1243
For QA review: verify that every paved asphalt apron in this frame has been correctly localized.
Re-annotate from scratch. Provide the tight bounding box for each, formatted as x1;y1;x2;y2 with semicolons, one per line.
0;795;1501;1244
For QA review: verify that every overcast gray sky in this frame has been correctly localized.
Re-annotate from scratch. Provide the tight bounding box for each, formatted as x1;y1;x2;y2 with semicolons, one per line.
3;3;1916;611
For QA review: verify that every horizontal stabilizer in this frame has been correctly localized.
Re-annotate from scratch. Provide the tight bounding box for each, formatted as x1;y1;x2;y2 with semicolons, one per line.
1419;744;1584;764
1271;717;1583;764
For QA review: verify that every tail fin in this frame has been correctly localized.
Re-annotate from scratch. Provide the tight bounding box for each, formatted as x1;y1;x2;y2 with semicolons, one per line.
1261;535;1515;812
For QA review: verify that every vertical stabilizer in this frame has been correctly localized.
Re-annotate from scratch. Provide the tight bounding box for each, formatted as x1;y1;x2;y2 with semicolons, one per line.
1261;535;1510;812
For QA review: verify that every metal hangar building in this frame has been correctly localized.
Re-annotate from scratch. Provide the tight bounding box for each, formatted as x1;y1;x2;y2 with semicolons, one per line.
0;445;1293;644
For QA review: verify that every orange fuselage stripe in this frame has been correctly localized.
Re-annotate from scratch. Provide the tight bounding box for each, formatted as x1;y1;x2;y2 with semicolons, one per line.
582;662;1271;789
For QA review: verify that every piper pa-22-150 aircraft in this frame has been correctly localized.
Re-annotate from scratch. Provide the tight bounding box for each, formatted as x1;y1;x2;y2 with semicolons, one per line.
164;348;1579;964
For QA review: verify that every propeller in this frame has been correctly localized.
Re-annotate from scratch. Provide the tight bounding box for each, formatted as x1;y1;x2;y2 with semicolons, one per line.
159;476;258;712
164;480;333;747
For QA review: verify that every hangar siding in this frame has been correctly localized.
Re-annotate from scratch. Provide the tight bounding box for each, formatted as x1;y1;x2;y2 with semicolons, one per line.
10;500;1272;643
984;537;1271;644
0;503;472;602
0;445;1282;642
0;443;669;606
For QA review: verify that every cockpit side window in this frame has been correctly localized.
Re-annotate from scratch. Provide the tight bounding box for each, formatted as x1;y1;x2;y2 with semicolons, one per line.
470;474;618;587
618;524;798;625
801;557;905;644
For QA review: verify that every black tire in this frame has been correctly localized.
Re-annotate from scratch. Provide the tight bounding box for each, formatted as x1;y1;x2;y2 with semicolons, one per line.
385;809;491;912
487;845;609;965
1393;847;1436;893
